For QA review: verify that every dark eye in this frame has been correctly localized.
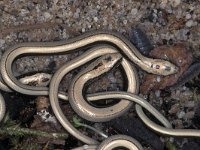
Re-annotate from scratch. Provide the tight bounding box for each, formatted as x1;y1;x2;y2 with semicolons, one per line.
156;65;160;69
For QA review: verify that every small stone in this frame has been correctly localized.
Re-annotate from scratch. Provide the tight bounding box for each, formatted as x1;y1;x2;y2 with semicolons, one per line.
88;24;92;28
184;111;194;120
155;90;161;97
186;20;194;27
53;0;58;4
171;0;181;7
123;20;127;25
0;39;5;47
94;17;98;22
36;96;49;111
103;19;108;26
153;9;157;14
156;76;161;82
177;111;185;119
44;12;51;19
185;13;191;20
97;5;100;9
76;8;80;13
169;103;180;114
173;119;183;128
74;13;79;18
192;14;197;19
74;9;80;18
131;8;138;15
193;21;198;26
82;28;86;32
20;9;29;16
184;101;195;108
62;29;67;38
160;0;168;9
180;90;193;100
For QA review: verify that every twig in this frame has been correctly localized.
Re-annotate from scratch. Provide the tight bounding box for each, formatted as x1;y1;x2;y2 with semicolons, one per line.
42;141;50;150
78;122;108;138
73;116;108;138
0;126;68;139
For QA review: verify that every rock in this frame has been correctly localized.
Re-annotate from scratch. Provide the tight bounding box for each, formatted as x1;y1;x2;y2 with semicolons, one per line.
173;119;183;128
169;103;180;114
177;111;185;119
131;8;138;15
44;12;51;19
186;20;194;27
93;16;98;22
170;0;181;7
185;13;191;20
160;0;168;9
148;9;168;26
35;96;49;112
184;101;195;108
184;111;194;120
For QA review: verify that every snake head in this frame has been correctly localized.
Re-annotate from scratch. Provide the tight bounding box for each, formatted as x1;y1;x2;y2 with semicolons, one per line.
150;59;179;76
89;53;122;77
